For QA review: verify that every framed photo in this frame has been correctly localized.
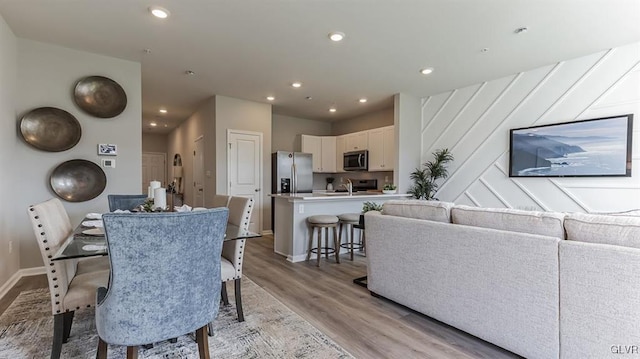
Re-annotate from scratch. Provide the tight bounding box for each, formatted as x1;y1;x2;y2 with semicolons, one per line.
98;143;117;156
509;114;633;177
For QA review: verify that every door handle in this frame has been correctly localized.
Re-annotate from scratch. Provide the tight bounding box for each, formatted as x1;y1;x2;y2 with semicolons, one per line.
255;188;261;192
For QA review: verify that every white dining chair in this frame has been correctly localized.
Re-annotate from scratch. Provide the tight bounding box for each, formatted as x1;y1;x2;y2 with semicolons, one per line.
212;194;231;208
212;196;253;327
28;198;110;359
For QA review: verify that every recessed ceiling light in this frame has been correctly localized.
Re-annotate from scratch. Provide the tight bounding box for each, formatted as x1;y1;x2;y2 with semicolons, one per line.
329;108;337;113
358;98;367;103
185;70;195;75
149;6;170;19
291;82;302;88
159;109;167;114
328;32;345;42
420;67;434;75
266;96;275;101
150;122;157;127
481;48;489;53
305;96;312;100
164;124;168;128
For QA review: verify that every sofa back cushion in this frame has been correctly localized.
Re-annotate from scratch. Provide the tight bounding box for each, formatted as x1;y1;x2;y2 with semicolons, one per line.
564;212;640;249
451;205;566;239
382;200;452;223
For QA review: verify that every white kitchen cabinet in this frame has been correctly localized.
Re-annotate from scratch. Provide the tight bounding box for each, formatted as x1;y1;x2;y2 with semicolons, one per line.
367;125;395;171
301;134;336;173
335;135;346;172
344;131;368;152
321;136;337;173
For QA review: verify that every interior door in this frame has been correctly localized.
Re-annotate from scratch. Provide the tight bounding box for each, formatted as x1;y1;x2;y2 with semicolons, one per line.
193;136;205;207
142;152;166;192
227;130;262;234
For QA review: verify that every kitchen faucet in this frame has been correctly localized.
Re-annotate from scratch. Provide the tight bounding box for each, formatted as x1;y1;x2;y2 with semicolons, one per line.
342;179;353;195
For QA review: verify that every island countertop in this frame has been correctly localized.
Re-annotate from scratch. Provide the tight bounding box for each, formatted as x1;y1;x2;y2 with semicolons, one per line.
269;191;412;201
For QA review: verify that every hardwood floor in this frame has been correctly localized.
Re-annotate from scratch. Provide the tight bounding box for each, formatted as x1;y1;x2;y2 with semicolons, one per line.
1;235;521;359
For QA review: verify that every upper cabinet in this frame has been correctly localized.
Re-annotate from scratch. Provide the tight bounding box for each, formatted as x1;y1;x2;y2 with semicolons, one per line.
335;135;346;172
367;126;394;171
301;135;336;173
302;125;393;173
343;131;368;152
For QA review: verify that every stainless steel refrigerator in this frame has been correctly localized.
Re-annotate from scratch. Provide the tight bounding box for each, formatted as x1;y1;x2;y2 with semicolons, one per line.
271;151;313;194
271;151;313;228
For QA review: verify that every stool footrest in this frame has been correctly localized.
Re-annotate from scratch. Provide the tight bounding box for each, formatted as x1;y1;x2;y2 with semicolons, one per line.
310;247;336;255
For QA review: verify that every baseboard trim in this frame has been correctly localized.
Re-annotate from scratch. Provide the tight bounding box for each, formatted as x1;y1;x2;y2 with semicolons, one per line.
0;266;46;301
261;230;273;236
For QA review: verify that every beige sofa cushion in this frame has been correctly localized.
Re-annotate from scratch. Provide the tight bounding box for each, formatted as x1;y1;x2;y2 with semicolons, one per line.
382;200;452;223
564;212;640;249
451;205;566;239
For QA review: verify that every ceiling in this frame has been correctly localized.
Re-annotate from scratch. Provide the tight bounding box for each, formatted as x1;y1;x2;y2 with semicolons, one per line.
1;1;639;135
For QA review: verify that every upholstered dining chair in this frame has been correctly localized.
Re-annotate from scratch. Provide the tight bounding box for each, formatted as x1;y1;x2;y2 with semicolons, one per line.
28;198;110;359
107;194;147;211
212;194;231;208
96;208;228;359
216;196;253;325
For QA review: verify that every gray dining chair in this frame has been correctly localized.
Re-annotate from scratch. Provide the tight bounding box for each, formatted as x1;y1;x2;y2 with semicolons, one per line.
96;208;228;359
107;194;147;211
28;198;110;359
217;196;253;324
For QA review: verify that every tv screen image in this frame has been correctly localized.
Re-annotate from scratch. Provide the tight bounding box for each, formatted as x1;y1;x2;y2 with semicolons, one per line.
509;114;633;177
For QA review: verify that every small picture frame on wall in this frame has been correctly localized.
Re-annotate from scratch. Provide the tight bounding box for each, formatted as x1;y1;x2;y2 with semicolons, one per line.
98;143;117;156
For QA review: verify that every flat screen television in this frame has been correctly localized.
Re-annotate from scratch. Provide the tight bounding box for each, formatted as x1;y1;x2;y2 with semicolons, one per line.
509;114;633;177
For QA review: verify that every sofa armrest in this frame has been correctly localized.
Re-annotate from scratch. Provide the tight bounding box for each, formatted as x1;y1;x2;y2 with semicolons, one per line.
559;240;640;359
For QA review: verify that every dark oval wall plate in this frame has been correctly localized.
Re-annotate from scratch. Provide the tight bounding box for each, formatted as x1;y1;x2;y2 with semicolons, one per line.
20;107;82;152
74;76;127;118
50;159;107;202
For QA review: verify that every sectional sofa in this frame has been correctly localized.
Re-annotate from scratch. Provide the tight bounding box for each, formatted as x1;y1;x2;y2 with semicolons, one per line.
365;200;640;359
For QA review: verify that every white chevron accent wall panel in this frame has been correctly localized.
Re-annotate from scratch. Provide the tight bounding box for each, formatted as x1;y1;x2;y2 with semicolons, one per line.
420;42;640;212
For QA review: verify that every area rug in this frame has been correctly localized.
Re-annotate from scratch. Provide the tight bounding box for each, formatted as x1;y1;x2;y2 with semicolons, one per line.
0;278;354;358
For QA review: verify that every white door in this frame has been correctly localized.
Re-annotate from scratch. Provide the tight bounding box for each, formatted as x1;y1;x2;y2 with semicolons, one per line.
227;130;262;234
142;152;166;192
193;136;205;207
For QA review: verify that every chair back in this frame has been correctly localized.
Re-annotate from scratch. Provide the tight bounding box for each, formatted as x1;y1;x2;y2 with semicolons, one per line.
97;208;228;346
212;194;231;208
227;196;253;229
107;194;147;211
28;198;78;314
222;196;254;279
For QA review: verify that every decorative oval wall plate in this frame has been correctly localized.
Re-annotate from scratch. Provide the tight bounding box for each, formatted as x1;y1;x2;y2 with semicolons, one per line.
74;75;127;118
50;159;107;202
20;107;82;152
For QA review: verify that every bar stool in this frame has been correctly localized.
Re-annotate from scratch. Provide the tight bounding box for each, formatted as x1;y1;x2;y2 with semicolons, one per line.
338;213;364;260
306;215;340;267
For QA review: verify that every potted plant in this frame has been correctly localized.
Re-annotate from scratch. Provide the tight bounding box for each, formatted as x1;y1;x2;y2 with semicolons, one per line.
362;201;383;213
408;148;454;200
382;183;397;194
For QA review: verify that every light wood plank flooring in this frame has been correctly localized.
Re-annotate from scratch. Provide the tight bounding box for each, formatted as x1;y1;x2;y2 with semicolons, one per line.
1;235;521;359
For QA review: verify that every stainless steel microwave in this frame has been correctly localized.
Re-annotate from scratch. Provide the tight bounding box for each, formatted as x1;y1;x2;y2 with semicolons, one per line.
343;150;368;171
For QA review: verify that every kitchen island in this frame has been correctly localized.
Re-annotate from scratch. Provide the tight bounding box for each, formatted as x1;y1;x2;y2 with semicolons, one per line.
270;192;411;262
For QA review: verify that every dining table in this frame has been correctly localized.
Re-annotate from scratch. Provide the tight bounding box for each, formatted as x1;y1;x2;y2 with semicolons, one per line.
52;215;261;261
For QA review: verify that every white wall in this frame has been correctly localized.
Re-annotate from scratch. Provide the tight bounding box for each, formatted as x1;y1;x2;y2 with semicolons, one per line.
421;42;640;212
166;98;214;206
332;107;394;136
0;14;18;289
215;96;271;231
272;114;332;152
14;39;142;269
142;133;168;153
